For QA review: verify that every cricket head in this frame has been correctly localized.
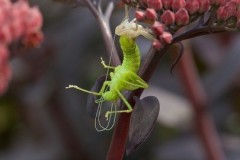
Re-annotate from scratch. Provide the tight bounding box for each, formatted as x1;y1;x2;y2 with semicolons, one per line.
115;18;154;40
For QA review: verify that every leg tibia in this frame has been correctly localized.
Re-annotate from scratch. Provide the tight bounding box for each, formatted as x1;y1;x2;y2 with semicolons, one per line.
100;57;115;69
105;89;133;120
66;85;101;95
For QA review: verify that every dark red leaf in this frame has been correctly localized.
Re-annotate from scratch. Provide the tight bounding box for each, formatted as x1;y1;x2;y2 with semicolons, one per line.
126;96;160;155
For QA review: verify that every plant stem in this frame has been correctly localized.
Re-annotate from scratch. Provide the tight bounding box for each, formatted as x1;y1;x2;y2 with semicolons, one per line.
105;5;233;160
177;43;226;160
106;47;168;160
83;0;120;65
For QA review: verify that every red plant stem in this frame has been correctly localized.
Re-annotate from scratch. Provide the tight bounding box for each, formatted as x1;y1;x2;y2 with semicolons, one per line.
106;20;229;160
177;43;226;160
106;113;131;160
48;96;91;160
106;47;166;160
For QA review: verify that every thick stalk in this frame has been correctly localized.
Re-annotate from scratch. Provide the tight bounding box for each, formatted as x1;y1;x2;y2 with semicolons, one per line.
177;43;226;160
106;20;231;159
106;47;167;160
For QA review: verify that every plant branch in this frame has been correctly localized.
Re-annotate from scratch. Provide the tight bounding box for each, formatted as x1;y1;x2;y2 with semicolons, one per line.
105;2;114;21
83;0;120;65
106;21;238;159
177;43;226;160
107;46;168;160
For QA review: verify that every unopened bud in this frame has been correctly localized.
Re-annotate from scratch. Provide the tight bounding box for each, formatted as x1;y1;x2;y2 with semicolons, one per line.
135;10;145;21
224;1;238;18
172;0;186;11
146;8;157;20
161;10;175;25
160;32;173;44
210;0;226;6
152;21;164;35
217;6;228;20
25;7;43;33
0;25;12;44
0;44;8;66
185;0;200;14
152;39;163;50
0;57;11;96
147;0;163;10
23;31;44;48
198;0;210;13
175;8;189;26
162;0;173;9
236;10;240;29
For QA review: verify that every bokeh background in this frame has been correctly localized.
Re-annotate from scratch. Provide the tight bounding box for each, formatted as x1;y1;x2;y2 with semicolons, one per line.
0;0;240;159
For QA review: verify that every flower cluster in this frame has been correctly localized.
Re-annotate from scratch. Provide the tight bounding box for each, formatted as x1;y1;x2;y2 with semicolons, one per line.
0;0;43;96
124;0;240;50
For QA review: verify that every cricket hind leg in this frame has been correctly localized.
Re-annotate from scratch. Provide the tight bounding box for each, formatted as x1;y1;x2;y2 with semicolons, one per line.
66;85;101;95
66;81;110;96
121;71;149;90
105;89;133;120
94;81;111;103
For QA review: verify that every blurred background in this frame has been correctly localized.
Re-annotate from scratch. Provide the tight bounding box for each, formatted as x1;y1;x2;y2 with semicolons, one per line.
0;0;240;160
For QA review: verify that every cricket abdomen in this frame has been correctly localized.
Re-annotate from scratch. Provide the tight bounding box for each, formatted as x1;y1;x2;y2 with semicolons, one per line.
119;36;140;73
102;90;118;101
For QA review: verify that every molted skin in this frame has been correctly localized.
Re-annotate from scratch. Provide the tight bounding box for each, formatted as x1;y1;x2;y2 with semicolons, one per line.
115;18;155;40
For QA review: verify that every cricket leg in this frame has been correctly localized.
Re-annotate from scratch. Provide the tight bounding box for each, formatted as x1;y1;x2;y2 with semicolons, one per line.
100;57;115;69
105;89;133;120
66;81;110;96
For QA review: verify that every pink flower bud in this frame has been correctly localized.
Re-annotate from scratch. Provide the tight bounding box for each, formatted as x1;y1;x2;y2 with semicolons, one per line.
0;44;11;96
0;9;6;25
25;7;43;34
0;0;11;12
197;0;210;13
23;31;44;47
175;8;189;26
161;10;175;25
210;0;226;6
217;0;238;21
0;44;8;66
135;10;145;21
0;0;44;96
224;1;238;18
236;10;240;29
146;8;157;20
10;8;24;39
11;20;24;39
0;24;12;44
162;0;173;9
232;0;240;4
13;0;30;17
0;62;11;96
216;6;228;20
160;32;173;44
147;0;163;10
172;0;186;11
185;0;200;14
152;21;164;35
152;39;163;50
